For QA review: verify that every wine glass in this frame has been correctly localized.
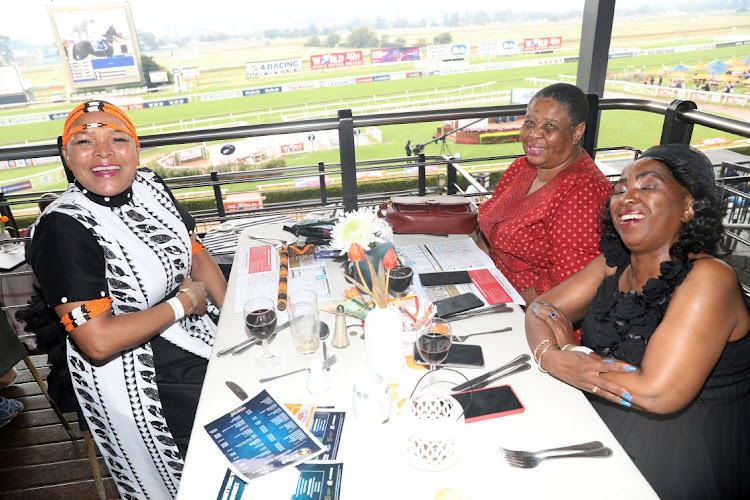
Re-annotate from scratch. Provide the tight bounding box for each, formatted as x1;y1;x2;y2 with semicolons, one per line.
417;318;452;383
388;265;414;300
244;297;279;368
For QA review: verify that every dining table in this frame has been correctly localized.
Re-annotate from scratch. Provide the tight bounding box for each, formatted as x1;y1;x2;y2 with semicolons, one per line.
178;224;658;500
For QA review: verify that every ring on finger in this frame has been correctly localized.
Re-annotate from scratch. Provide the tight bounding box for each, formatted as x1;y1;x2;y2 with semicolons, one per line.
549;311;557;318
592;385;599;394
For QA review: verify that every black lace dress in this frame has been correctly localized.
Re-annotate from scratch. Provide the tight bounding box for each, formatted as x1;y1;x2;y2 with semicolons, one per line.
581;242;750;499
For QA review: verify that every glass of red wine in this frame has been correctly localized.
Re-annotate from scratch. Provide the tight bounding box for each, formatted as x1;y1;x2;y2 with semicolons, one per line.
244;297;279;368
388;265;414;299
417;318;452;383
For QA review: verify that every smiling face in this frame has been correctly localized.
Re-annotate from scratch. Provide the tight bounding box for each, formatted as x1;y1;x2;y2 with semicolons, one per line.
520;97;586;173
62;111;140;197
610;158;695;256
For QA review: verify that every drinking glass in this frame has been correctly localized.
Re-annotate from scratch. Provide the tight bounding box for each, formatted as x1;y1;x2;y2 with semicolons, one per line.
244;297;279;367
417;318;452;383
388;265;413;299
289;290;320;354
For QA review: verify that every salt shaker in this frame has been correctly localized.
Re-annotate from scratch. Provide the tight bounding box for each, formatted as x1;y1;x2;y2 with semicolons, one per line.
307;358;329;394
332;304;350;349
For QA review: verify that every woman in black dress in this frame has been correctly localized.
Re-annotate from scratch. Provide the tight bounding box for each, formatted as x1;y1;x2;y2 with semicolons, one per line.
525;145;750;499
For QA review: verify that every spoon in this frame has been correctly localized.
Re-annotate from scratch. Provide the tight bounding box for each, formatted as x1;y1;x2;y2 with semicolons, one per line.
319;321;331;370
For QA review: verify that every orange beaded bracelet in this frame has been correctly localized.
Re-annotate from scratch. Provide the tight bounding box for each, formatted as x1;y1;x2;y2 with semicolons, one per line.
60;297;114;333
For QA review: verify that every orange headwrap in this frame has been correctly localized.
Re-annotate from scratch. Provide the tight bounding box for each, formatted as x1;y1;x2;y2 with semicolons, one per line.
61;101;139;148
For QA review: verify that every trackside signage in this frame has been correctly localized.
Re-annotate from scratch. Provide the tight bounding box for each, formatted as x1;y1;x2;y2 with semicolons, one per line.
310;51;363;70
246;58;303;77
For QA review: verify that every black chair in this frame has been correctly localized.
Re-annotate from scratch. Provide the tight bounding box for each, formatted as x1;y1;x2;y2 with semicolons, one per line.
1;306;106;500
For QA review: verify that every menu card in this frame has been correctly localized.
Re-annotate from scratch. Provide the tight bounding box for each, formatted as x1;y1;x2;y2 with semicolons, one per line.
204;389;325;482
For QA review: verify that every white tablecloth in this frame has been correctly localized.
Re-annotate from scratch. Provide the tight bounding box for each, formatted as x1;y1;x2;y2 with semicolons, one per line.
179;228;657;500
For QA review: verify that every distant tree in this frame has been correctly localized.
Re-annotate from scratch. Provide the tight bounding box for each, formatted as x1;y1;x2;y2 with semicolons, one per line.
264;29;282;39
304;36;321;47
416;38;427;47
347;26;378;48
140;54;172;88
394;37;406;47
392;17;408;29
304;25;319;37
325;33;340;47
0;34;12;65
379;34;395;48
138;31;158;51
443;13;460;27
433;32;453;44
374;16;388;29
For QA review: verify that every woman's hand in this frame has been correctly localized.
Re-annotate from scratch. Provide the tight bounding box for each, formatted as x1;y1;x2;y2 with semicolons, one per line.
543;349;636;407
179;277;208;315
528;302;575;345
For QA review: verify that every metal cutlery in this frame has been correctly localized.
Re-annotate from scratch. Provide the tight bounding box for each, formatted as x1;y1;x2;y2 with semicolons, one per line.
225;380;249;401
451;327;512;343
501;446;612;468
446;304;514;322
258;355;337;383
499;441;604;460
216;320;290;357
451;354;531;392
472;362;531;389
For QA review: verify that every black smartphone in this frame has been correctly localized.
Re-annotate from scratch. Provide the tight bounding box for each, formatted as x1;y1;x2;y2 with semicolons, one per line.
433;292;484;318
451;385;525;423
419;271;473;287
413;343;485;369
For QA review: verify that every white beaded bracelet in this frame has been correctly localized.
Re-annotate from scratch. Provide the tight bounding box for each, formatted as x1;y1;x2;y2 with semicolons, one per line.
167;297;185;322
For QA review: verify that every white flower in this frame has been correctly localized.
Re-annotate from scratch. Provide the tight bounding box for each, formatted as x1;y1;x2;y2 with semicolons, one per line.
330;208;392;255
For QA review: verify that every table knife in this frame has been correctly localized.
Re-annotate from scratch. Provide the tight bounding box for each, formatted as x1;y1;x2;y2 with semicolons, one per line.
451;353;531;392
231;320;290;355
471;362;531;390
225;380;248;401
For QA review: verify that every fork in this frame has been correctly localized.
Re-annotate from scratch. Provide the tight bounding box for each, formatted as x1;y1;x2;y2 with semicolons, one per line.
501;447;612;468
499;441;604;459
451;327;512;342
258;355;337;383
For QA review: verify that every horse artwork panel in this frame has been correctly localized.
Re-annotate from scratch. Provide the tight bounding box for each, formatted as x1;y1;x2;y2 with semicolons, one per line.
64;26;124;60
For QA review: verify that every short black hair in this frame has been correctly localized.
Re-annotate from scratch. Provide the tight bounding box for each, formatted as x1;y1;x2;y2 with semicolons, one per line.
528;83;588;129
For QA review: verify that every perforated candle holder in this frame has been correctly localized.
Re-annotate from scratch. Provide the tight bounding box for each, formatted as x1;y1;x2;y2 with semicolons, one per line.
399;392;465;471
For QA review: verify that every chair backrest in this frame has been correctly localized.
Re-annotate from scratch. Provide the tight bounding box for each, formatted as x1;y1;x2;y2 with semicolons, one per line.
0;311;26;375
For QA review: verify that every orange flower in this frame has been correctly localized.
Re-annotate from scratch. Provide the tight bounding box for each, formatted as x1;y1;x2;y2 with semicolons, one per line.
348;242;365;262
0;216;8;224
382;248;398;270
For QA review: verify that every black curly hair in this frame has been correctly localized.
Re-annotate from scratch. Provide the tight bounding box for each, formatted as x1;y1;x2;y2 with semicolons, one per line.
527;83;588;130
600;145;727;262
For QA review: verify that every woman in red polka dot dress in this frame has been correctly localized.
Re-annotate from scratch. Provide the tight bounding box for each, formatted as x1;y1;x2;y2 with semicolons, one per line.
477;83;612;307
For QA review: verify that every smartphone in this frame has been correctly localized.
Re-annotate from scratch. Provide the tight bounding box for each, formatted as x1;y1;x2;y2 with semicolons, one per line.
433;292;484;318
413;343;485;369
419;271;473;287
451;385;525;423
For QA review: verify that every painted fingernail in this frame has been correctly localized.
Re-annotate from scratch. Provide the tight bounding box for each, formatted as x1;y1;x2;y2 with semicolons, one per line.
603;359;615;363
531;303;540;306
540;302;549;305
622;392;632;402
619;399;631;407
531;309;538;315
625;366;636;372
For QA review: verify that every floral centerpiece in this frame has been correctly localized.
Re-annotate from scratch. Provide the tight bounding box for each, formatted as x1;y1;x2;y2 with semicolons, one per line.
0;215;9;237
329;208;393;256
345;242;398;309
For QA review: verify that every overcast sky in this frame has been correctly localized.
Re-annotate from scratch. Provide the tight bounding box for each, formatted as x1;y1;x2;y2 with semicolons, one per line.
0;0;695;46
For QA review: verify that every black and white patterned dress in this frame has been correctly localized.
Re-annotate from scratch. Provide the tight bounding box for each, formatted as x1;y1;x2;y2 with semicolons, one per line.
28;169;217;500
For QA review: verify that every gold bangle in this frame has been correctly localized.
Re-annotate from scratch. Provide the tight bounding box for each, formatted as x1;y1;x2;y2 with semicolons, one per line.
533;338;555;364
537;343;560;373
178;288;199;314
561;344;577;352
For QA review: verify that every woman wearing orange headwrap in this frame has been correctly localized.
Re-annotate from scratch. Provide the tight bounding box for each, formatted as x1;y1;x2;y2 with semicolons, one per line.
27;101;227;499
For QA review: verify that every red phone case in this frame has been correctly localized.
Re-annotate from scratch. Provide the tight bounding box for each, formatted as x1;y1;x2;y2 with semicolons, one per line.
451;385;525;423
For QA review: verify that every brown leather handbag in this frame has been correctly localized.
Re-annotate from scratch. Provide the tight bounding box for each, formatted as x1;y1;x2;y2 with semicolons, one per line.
378;195;478;234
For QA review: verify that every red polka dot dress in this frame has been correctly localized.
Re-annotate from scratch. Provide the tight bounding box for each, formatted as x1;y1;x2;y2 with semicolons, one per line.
478;151;612;297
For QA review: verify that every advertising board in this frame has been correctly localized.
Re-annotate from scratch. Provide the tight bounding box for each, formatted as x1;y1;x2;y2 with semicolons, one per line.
48;3;142;90
477;41;518;56
246;58;303;77
522;37;562;52
310;51;363;70
426;44;470;60
370;47;420;63
149;70;168;83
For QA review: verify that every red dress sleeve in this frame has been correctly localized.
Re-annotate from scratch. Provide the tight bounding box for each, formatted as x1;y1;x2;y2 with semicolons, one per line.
534;176;611;295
